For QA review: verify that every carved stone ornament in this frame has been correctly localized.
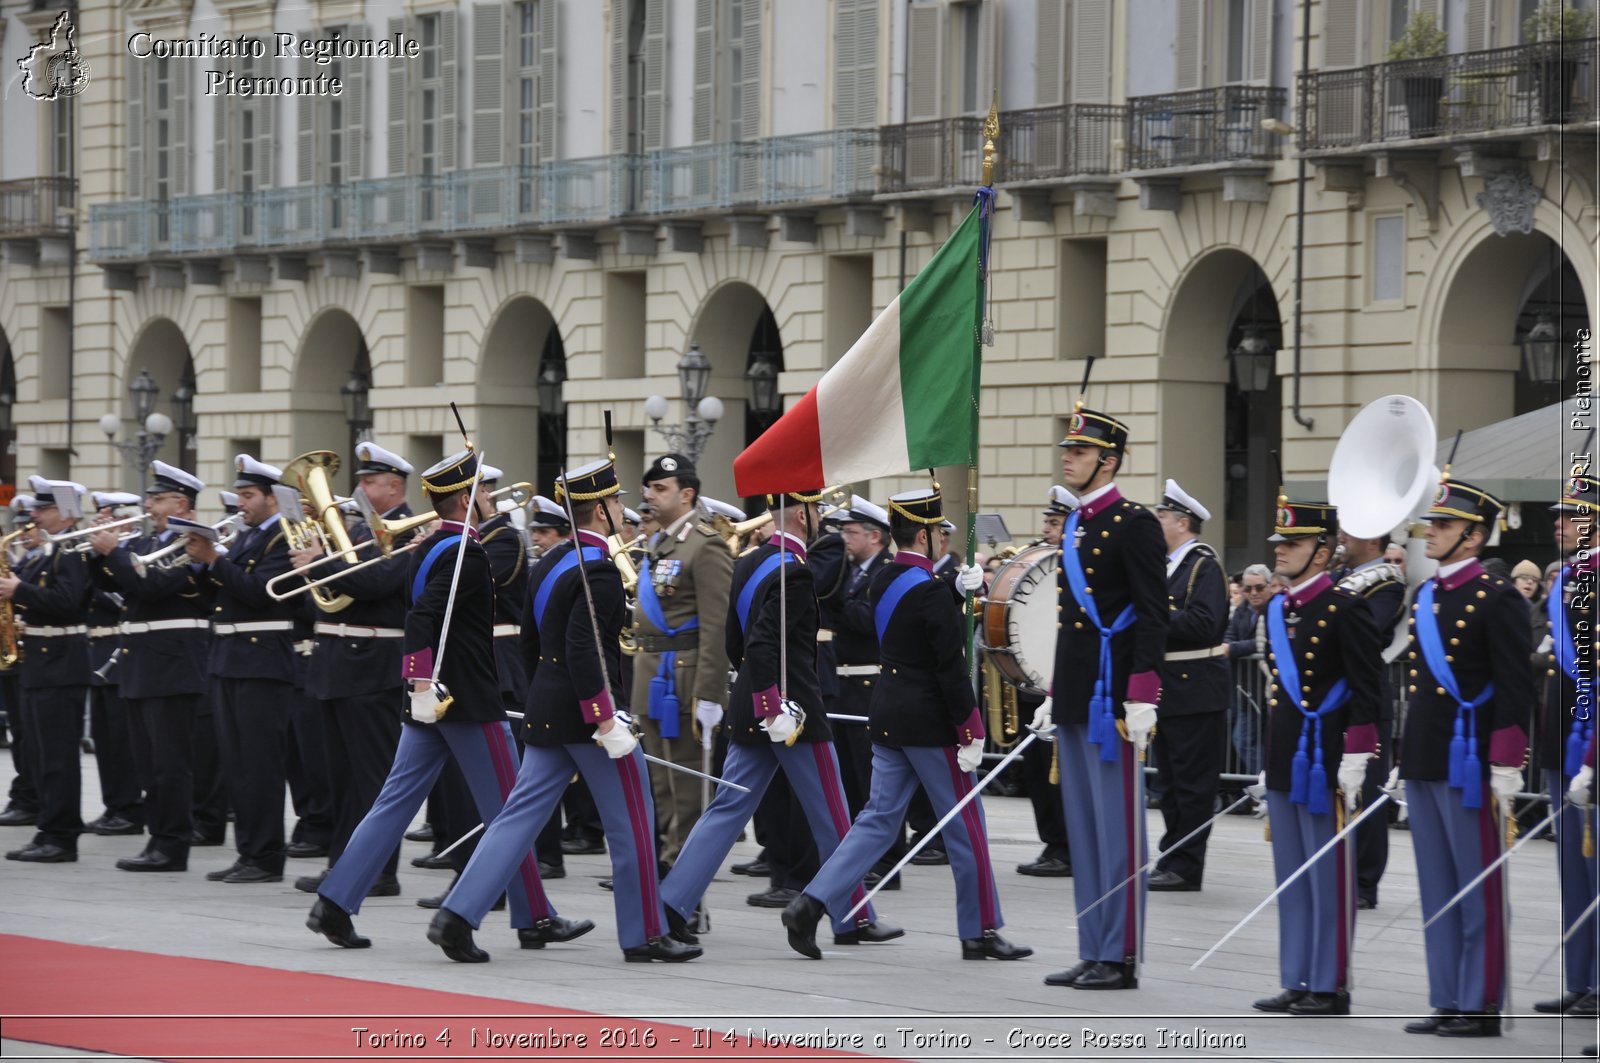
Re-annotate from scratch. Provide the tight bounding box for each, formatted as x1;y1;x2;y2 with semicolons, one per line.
1476;168;1541;237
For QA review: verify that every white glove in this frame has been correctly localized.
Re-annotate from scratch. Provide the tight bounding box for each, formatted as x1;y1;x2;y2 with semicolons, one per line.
1490;764;1522;809
596;714;639;759
959;563;985;594
1246;770;1267;802
1027;696;1055;736
409;684;448;724
956;738;984;773
1337;752;1372;812
1536;633;1554;655
1123;701;1157;751
1381;765;1401;797
1569;764;1595;808
695;699;723;749
761;700;805;746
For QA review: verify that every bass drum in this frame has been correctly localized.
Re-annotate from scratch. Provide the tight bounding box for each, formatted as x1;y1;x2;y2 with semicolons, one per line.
978;543;1059;696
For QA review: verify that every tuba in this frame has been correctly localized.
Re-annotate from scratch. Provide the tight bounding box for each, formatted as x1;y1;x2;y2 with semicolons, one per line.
279;451;360;613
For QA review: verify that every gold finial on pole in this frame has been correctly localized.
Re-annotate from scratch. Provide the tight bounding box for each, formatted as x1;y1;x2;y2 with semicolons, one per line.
981;92;1000;187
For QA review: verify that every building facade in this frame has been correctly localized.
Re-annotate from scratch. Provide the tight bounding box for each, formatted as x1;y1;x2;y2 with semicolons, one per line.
2;0;1594;567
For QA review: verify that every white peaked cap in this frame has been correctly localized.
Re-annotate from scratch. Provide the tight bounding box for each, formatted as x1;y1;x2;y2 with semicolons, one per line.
353;440;415;476
1158;478;1211;523
701;497;747;522
846;495;891;529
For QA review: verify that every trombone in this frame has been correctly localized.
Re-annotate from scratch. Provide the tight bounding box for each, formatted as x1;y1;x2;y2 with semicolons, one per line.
266;504;439;602
46;514;150;552
131;515;242;576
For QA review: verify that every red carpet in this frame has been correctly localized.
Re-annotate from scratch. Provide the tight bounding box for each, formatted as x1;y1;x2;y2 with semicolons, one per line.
0;934;881;1062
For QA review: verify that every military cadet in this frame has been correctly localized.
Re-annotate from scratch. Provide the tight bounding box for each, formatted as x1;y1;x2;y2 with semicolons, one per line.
634;454;734;867
1147;480;1230;893
184;456;295;883
1249;495;1382;1017
0;495;36;829
306;449;579;954
1034;405;1168;991
1572;729;1600;1060
289;441;417;898
1333;526;1406;910
0;478;91;863
83;490;145;838
428;456;686;964
1400;476;1533;1038
783;487;1029;962
90;462;213;872
1534;473;1598;1019
1017;487;1074;878
662;489;902;947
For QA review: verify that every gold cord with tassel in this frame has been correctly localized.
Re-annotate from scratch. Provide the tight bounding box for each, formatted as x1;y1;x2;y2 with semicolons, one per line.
1049;742;1059;785
1584;809;1594;860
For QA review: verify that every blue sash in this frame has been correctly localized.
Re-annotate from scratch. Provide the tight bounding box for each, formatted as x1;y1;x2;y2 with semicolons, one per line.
735;550;796;634
874;566;931;645
636;557;701;739
1416;579;1497;809
1060;510;1137;762
1549;568;1596;776
410;535;463;604
533;544;606;629
1266;595;1351;815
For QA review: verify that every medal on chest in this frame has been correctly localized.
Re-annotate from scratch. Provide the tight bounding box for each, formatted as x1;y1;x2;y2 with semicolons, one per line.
1285;611;1300;640
654;558;682;597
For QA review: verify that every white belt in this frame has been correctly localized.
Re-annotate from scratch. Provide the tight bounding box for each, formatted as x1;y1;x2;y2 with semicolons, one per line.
816;628;834;643
493;623;521;637
120;619;210;635
837;664;881;677
314;622;405;639
21;625;87;638
213;621;295;635
88;626;120;638
1165;645;1228;662
295;639;316;656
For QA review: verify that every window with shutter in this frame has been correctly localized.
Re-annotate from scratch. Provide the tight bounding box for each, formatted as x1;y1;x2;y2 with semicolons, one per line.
737;0;761;141
903;1;943;185
1464;0;1491;51
1071;0;1110;102
297;56;316;186
343;24;367;180
474;2;504;169
388;16;408;177
171;53;190;197
1247;0;1272;84
1176;0;1204;89
833;0;881;127
1035;0;1067;107
127;59;144;199
609;0;629;153
1319;0;1363;141
440;11;458;172
1322;0;1360;67
692;0;716;144
537;0;559;161
642;0;665;151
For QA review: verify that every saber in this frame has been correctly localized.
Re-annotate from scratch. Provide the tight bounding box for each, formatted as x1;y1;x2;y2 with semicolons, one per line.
427;413;484;716
433;822;484;861
1077;792;1252;920
1191;792;1391;971
1527;891;1600;984
1131;741;1146;971
827;713;869;724
843;731;1039;922
644;751;750;793
1421;803;1560;930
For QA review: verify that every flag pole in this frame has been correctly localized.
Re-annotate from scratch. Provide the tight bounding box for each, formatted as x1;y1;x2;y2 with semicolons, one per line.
965;95;999;691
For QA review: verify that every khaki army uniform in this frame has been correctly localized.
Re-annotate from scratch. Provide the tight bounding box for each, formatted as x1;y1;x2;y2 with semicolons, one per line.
631;508;734;865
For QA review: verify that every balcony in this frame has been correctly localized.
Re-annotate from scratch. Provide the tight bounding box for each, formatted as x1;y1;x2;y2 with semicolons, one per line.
0;177;77;265
1125;85;1289;171
1298;37;1599;152
877;105;1127;195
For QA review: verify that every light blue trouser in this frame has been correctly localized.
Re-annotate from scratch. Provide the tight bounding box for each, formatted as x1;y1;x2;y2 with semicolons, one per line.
1408;778;1508;1012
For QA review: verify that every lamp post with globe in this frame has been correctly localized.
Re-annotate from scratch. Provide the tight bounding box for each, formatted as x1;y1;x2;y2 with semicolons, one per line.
101;367;174;474
644;343;724;464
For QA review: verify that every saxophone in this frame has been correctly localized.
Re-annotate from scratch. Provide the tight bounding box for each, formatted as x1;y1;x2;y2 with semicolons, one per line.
0;524;33;668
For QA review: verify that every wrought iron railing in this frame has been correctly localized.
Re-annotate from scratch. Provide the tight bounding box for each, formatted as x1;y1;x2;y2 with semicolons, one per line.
1001;104;1125;181
762;128;881;202
1299;37;1600;150
0;177;77;239
1126;85;1289;170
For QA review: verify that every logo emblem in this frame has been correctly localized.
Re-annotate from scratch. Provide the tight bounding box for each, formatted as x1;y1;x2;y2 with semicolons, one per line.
1067;413;1087;436
19;12;90;102
1277;506;1296;529
659;457;678;472
1433;483;1450;508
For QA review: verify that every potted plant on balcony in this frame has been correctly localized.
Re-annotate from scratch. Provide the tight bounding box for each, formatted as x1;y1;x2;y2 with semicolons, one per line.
1524;0;1596;124
1387;12;1448;137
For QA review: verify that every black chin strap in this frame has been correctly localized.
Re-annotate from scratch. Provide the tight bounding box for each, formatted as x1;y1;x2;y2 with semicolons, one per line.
1285;536;1327;585
1434;524;1475;566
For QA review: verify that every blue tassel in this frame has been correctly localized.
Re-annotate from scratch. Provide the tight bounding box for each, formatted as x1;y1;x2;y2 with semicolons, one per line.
1290;739;1310;806
1447;718;1466;790
1460;750;1482;808
1087;693;1108;745
660;692;680;739
1566;719;1591;778
1099;728;1120;763
1308;762;1330;815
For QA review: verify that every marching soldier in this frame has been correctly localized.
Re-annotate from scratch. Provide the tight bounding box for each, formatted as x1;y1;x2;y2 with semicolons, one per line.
1035;404;1168;991
1400;476;1533;1038
0;495;37;829
1249;496;1382;1017
783;488;1028;962
84;490;145;838
306;449;580;954
662;489;902;947
90;462;213;872
290;441;416;898
634;454;734;867
0;478;92;863
1147;480;1230;893
527;495;571;557
1017;487;1074;878
1333;526;1406;910
186;456;295;883
429;456;686;963
1534;473;1598;1019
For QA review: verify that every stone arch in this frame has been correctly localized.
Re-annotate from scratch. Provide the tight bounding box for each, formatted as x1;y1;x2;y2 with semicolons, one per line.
684;279;780;501
291;307;368;460
478;295;559;492
120;317;196;474
1157;247;1284;566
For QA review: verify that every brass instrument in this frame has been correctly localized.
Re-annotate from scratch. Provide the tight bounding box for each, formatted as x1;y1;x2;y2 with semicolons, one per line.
132;515;242;576
266;506;438;602
488;481;535;505
278;451;362;613
0;523;32;667
607;531;648;657
711;485;848;554
47;513;150;552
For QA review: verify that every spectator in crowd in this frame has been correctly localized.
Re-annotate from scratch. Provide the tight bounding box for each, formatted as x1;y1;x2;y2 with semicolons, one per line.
1228;575;1244;612
1512;559;1543;604
1223;564;1274;795
1383;542;1407;571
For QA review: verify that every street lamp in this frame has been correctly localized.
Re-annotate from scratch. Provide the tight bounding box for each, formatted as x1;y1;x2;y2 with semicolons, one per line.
171;368;197;452
0;387;13;457
1520;312;1562;385
1229;327;1276;393
745;350;781;424
102;367;174;472
644;342;724;464
537;359;567;418
340;368;372;442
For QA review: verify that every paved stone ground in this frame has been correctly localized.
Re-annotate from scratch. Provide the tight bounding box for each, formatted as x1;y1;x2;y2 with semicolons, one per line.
0;755;1594;1062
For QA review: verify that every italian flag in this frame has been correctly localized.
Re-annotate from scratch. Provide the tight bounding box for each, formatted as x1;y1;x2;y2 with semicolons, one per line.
733;205;983;496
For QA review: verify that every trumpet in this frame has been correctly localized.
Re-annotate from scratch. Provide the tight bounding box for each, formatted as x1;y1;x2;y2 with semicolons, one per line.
131;515;242;576
488;481;535;506
47;514;150;552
